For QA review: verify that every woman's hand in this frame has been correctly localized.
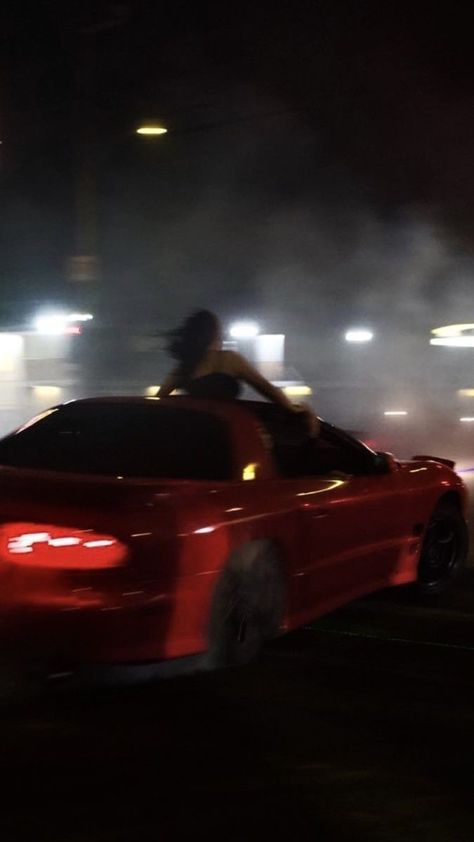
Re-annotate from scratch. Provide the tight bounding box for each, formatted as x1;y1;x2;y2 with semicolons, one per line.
289;404;321;437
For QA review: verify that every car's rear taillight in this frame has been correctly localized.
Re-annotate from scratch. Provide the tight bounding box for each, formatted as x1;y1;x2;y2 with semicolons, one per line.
0;522;128;569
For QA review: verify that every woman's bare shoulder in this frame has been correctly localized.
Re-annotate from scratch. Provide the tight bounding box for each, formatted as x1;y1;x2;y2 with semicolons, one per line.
216;349;245;374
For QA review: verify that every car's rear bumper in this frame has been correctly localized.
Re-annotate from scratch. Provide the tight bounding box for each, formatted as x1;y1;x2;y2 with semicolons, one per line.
0;601;173;667
0;607;211;703
0;560;213;668
54;652;209;689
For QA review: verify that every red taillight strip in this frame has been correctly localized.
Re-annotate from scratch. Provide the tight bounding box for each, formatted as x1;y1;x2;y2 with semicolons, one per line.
0;523;127;569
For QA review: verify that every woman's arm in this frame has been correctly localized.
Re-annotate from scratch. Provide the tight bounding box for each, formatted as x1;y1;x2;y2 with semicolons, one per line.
230;353;298;410
230;352;320;435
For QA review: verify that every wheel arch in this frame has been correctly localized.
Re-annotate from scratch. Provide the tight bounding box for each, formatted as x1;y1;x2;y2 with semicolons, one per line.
224;536;289;618
207;537;286;667
416;489;469;595
435;489;463;512
225;536;284;572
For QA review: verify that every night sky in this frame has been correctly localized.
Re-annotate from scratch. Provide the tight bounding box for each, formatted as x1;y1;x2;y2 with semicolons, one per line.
1;1;474;333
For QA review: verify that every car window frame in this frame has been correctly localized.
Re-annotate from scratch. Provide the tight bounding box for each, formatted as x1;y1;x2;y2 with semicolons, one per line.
267;419;381;480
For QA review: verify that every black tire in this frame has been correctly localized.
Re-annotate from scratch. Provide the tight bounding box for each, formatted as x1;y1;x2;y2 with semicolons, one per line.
417;502;468;595
207;540;284;668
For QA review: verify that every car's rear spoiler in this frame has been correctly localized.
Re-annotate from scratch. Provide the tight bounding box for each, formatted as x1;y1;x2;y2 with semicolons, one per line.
412;455;456;470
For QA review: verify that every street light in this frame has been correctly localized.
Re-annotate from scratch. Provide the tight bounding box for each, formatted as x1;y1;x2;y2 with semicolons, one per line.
344;328;374;343
33;310;93;335
229;321;260;339
136;125;168;136
430;324;474;347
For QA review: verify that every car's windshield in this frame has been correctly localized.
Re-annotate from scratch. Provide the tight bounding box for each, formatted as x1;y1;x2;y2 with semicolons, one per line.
0;403;232;481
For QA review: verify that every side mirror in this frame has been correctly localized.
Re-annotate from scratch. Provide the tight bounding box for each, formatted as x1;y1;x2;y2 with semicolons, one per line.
374;451;399;473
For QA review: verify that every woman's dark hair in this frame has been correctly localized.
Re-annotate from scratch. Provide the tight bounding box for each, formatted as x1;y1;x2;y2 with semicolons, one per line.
167;310;220;382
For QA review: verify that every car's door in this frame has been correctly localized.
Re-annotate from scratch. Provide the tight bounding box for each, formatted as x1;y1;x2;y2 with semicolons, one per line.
277;426;413;618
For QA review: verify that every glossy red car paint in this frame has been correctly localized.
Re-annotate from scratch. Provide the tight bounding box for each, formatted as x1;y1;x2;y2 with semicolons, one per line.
0;397;468;670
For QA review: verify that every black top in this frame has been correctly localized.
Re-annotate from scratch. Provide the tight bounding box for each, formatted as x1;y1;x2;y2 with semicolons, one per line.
185;372;241;400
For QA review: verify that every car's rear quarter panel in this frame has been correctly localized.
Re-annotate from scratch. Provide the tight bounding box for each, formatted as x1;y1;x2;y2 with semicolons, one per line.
154;480;302;658
398;460;467;521
383;459;468;584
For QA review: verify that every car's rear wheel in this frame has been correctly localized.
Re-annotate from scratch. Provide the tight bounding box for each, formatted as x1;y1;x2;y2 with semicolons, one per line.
417;502;468;595
207;540;284;668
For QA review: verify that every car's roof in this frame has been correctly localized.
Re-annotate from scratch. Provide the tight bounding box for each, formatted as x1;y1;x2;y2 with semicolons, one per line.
64;394;311;419
64;396;265;407
61;395;275;418
58;396;323;447
57;395;275;434
61;395;268;416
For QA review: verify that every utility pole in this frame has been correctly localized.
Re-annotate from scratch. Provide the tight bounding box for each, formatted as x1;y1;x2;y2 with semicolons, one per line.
67;3;130;314
68;28;99;312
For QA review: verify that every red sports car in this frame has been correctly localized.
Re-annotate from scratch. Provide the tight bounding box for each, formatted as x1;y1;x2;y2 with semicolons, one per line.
0;397;468;682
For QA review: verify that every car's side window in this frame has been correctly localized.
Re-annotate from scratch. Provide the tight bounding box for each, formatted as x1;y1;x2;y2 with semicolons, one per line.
274;429;375;478
304;436;369;476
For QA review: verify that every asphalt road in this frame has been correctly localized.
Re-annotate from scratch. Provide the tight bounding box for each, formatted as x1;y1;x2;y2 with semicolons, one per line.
1;584;474;840
2;491;474;841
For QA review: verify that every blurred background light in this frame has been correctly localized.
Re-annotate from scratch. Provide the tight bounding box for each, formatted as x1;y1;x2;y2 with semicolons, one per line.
136;126;168;136
34;312;70;335
229;321;260;339
344;328;374;343
283;384;312;397
430;337;474;347
34;311;93;335
33;385;62;401
0;334;24;374
430;324;474;347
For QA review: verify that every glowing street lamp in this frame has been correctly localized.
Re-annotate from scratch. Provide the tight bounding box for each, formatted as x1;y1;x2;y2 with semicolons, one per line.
344;328;374;343
229;321;260;339
430;324;474;347
136;125;168;136
33;311;93;335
